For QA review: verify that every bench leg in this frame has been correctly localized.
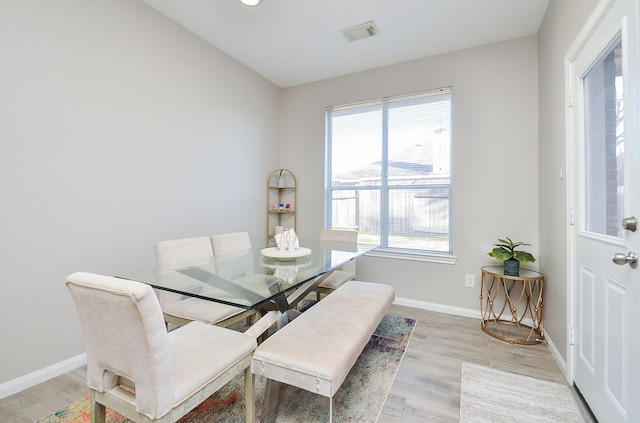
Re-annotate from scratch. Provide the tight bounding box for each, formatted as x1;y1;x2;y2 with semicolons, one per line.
329;395;333;423
260;378;281;423
261;379;334;423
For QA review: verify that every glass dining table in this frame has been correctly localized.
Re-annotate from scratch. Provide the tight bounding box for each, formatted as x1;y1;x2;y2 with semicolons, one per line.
120;237;375;420
118;238;375;324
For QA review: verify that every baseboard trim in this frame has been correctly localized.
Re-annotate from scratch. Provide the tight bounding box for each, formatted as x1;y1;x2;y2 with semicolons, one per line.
0;354;86;400
394;296;480;319
544;330;570;382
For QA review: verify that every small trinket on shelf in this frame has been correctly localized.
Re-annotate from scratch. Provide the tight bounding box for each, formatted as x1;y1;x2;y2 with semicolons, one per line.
277;170;285;187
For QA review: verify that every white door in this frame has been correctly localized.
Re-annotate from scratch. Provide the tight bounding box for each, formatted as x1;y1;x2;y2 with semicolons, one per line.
567;0;640;422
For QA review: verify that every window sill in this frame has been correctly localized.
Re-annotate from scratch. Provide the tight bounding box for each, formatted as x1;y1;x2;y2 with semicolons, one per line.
365;248;457;264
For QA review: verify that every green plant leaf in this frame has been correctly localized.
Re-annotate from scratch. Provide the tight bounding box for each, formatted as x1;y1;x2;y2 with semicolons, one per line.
513;251;536;263
487;247;514;261
489;237;535;262
493;243;513;251
495;238;530;250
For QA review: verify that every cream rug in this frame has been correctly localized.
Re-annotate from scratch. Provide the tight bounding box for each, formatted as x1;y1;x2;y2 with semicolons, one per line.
459;363;585;423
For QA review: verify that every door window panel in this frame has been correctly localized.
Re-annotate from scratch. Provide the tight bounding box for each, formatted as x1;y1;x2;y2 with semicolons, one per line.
584;38;624;238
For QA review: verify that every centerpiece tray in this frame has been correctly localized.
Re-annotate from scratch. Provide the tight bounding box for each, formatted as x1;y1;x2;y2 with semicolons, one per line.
260;247;312;259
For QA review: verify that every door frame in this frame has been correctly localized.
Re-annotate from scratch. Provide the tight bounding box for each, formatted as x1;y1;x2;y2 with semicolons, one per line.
564;0;618;386
565;3;640;418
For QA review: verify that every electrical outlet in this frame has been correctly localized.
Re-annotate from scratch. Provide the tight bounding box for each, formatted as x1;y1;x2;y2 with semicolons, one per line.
465;274;475;288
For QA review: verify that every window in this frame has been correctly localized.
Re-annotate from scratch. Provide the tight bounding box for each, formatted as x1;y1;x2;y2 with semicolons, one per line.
325;87;453;254
583;38;624;238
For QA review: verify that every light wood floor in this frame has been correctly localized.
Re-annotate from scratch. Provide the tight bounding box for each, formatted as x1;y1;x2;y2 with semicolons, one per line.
0;305;595;422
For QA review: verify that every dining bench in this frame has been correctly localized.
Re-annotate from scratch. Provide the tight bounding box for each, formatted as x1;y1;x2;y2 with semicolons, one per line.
251;280;395;422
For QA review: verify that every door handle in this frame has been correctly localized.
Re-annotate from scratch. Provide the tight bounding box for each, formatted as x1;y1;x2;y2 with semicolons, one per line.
611;251;638;268
622;216;637;232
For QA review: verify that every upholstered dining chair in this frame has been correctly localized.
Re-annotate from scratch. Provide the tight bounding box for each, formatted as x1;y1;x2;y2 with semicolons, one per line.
210;232;264;326
210;231;252;257
66;272;256;423
154;236;255;329
315;229;359;301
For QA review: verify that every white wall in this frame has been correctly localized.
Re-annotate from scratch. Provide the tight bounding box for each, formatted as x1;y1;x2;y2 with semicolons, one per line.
537;0;599;362
0;0;280;386
280;37;540;311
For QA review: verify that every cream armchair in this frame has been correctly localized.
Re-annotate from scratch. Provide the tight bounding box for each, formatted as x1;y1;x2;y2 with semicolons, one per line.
66;272;256;423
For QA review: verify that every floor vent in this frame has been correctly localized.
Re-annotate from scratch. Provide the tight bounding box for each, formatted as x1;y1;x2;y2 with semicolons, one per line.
342;21;379;42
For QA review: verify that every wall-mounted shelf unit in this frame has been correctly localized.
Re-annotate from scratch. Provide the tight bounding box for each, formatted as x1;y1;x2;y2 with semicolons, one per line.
267;168;297;245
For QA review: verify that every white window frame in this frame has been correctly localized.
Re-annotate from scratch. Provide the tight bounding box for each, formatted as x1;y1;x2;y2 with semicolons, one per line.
325;87;455;263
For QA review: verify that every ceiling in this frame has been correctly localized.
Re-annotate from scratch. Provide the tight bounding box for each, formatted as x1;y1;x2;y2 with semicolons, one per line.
140;0;550;88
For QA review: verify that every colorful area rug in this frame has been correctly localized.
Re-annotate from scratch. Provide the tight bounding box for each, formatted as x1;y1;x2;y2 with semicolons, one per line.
459;362;585;423
39;315;415;423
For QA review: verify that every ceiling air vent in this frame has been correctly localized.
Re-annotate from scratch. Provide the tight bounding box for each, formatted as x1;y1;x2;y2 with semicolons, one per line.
342;21;379;42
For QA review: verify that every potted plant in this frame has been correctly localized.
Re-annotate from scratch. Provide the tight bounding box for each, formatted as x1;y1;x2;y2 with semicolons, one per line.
487;237;536;276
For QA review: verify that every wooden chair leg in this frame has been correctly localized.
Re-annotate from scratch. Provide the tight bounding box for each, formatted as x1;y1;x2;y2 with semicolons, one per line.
245;368;255;423
90;390;106;423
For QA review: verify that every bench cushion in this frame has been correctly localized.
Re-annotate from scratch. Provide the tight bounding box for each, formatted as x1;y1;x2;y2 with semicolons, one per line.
251;281;395;397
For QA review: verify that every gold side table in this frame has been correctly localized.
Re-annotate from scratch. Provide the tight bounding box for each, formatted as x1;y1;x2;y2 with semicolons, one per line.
480;266;544;344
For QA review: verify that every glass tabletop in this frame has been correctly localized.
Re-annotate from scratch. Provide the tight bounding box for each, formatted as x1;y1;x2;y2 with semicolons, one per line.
119;238;375;311
481;266;543;280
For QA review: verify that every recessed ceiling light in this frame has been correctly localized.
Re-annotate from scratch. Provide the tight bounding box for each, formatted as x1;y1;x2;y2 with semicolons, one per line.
239;0;262;6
